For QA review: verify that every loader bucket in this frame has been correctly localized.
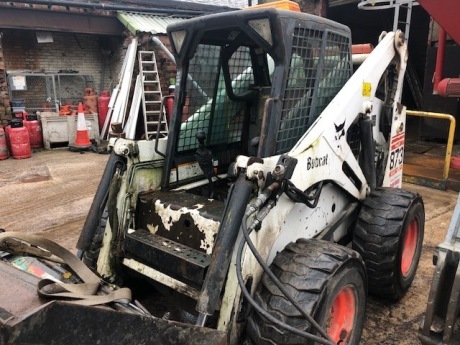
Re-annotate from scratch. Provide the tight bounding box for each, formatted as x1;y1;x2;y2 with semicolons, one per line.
419;193;460;344
418;247;460;345
0;261;226;345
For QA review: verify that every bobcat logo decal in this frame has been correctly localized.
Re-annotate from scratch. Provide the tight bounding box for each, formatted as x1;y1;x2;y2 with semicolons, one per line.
334;120;346;141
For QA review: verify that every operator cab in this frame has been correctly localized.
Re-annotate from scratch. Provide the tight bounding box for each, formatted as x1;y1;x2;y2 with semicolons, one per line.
130;7;353;292
161;8;352;191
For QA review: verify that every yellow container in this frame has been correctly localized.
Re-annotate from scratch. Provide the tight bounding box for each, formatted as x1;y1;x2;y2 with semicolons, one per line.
245;0;301;12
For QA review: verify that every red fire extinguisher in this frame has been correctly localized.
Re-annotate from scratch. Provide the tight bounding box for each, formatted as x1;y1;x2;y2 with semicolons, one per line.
165;85;175;124
24;113;43;149
97;90;111;131
6;118;31;159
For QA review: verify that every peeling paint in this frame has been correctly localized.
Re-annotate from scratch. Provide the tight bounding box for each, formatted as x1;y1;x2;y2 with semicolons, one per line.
155;201;186;231
147;223;158;234
97;221;114;280
189;211;220;253
152;199;220;254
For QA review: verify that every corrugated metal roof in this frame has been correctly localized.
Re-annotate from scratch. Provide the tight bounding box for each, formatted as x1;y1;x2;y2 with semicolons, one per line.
117;12;188;35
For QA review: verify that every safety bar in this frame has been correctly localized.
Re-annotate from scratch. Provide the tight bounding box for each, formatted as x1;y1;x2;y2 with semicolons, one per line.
406;110;456;180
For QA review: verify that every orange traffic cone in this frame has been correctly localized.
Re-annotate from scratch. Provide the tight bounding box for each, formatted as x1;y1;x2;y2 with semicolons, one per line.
71;102;92;149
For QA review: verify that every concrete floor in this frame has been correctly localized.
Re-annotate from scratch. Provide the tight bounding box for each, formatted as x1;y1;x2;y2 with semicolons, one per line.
0;148;459;344
0;148;109;253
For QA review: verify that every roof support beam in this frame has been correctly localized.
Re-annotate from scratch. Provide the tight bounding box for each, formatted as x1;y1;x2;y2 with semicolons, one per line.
0;8;125;36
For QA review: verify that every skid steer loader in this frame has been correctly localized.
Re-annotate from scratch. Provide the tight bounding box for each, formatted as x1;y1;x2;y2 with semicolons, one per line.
0;4;424;345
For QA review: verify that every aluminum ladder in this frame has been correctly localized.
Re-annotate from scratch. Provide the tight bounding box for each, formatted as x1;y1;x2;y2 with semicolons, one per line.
358;0;418;41
139;51;168;140
358;0;423;109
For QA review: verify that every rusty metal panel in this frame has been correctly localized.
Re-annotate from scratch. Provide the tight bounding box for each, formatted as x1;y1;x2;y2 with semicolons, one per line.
0;8;124;36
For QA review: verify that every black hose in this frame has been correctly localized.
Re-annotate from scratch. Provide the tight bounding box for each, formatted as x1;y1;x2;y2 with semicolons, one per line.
236;210;336;345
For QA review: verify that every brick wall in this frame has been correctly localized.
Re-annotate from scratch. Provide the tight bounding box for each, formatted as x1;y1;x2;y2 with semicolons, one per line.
0;35;10;124
1;29;123;116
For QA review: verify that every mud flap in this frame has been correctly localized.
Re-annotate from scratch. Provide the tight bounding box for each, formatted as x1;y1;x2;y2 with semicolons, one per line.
0;261;226;345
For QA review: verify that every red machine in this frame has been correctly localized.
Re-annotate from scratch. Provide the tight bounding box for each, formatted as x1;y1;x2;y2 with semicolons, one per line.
418;0;460;97
416;1;460;343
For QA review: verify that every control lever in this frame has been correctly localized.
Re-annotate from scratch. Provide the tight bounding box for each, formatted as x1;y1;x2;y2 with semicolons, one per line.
195;131;215;198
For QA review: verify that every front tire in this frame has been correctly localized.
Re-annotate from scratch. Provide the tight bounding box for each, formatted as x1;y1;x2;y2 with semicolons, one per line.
352;187;425;300
247;239;367;345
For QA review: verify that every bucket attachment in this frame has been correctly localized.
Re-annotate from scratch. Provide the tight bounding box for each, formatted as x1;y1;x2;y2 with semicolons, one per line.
419;194;460;344
0;233;226;345
0;262;226;345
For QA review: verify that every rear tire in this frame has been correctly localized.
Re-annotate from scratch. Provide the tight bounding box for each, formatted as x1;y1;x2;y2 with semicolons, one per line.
352;187;425;300
247;239;367;345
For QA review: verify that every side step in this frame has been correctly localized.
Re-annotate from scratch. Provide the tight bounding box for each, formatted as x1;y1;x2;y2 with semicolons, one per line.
124;230;211;288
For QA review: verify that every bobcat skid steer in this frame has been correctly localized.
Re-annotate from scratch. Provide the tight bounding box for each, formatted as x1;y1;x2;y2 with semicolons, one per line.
1;5;425;345
76;5;425;345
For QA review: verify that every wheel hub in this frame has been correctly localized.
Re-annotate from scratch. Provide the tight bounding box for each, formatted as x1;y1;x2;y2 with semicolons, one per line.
401;219;418;277
327;285;356;343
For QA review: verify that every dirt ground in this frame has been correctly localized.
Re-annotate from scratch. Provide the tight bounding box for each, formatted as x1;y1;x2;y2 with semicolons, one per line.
0;149;109;252
0;148;459;344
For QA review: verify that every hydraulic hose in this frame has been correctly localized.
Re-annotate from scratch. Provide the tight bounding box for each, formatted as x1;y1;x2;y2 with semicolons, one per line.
236;197;335;345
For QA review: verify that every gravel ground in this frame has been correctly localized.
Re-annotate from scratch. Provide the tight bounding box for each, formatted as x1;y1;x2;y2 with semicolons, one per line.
0;148;459;344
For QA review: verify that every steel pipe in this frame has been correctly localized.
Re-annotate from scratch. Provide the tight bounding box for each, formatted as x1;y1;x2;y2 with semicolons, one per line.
433;26;446;95
406;110;456;180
